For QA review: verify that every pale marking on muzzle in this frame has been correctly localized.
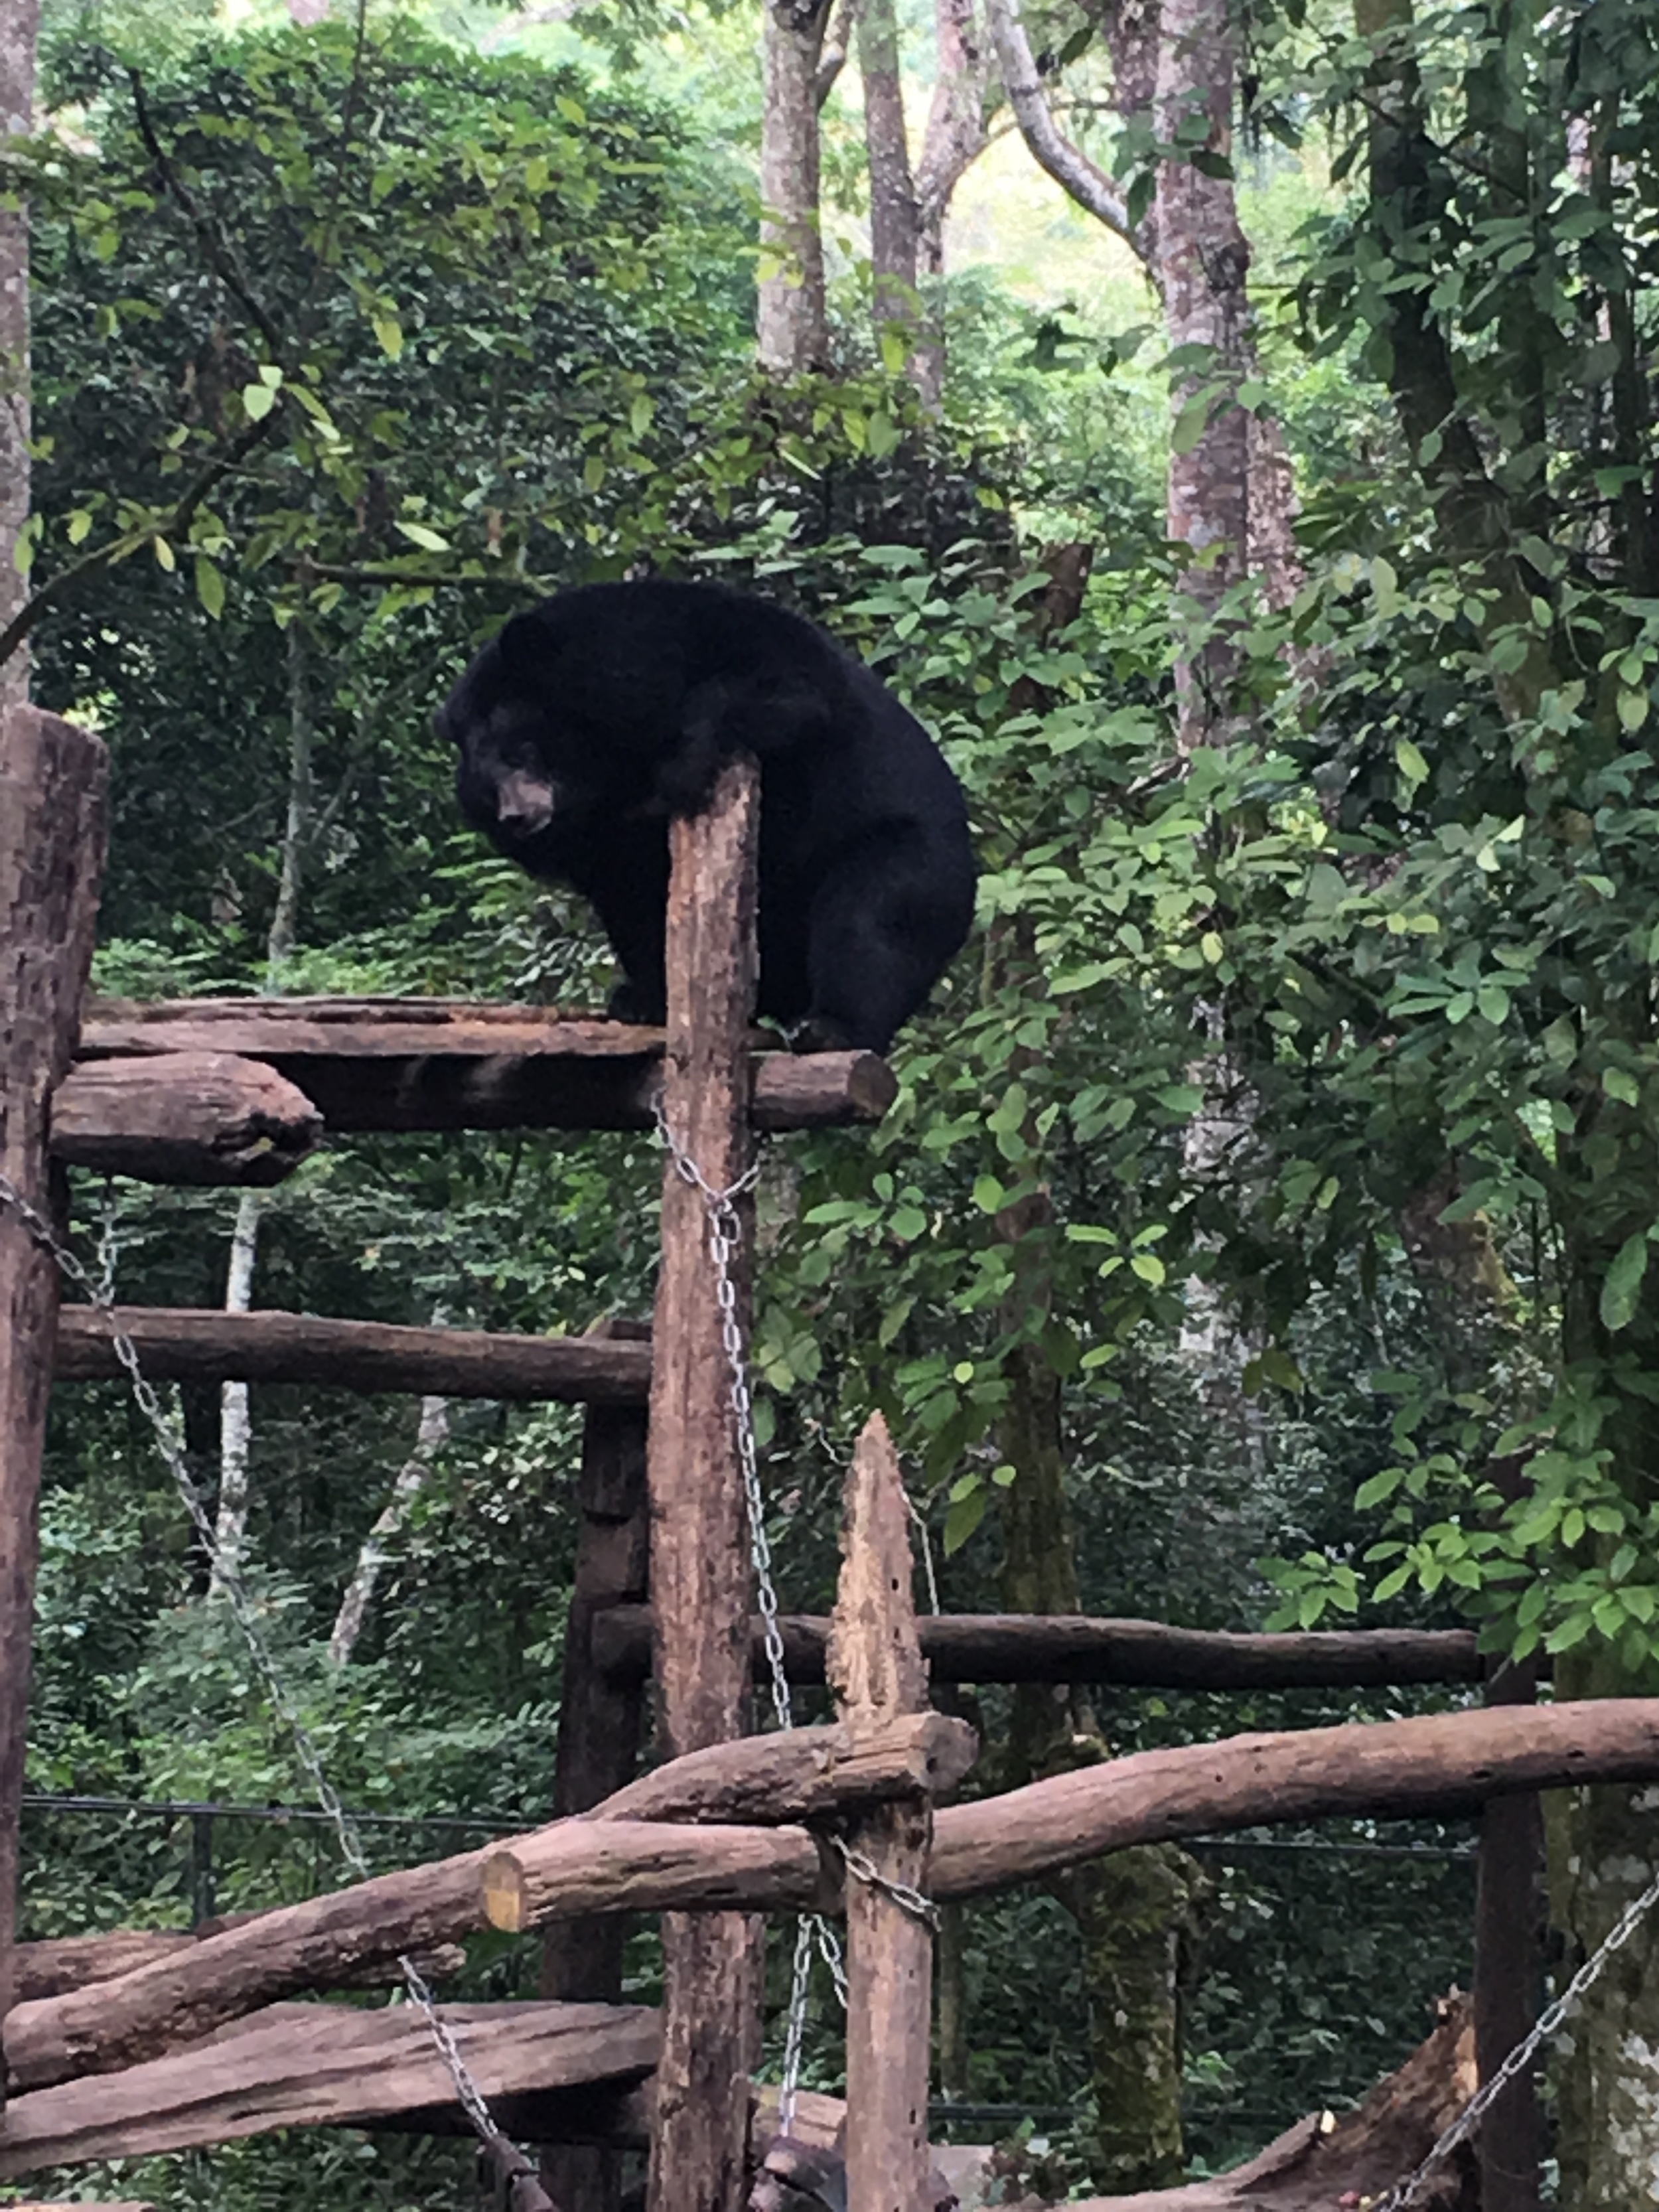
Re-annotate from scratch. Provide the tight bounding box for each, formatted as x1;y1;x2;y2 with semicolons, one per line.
496;769;557;832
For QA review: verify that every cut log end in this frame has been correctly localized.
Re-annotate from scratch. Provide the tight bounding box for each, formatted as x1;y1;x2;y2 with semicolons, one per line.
50;1052;323;1185
482;1852;530;1933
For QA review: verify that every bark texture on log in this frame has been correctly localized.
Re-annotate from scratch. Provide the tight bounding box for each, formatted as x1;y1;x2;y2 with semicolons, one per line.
0;2000;660;2178
592;1605;1482;1690
11;1921;461;2004
482;1823;826;1938
0;0;37;718
827;1414;935;2212
1475;1651;1543;2212
647;755;764;2212
3;1852;493;2090
75;1001;894;1134
542;1385;650;2212
597;1713;975;1826
54;1305;652;1402
17;1700;1659;2097
1066;1994;1476;2209
929;1701;1659;1897
0;709;108;2089
49;1052;321;1184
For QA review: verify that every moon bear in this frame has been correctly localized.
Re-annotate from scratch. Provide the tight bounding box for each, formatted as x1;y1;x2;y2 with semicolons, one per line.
441;579;977;1054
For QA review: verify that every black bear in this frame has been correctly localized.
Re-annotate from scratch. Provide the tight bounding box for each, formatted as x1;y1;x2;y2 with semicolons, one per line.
441;579;977;1054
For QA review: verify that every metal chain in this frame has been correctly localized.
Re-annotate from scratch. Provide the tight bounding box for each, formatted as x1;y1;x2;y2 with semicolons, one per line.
831;1836;942;1928
1375;1853;1659;2211
654;1106;857;2136
0;1172;549;2205
657;1113;1659;2203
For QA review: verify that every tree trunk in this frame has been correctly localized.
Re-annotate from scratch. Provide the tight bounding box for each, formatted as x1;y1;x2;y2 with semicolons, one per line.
209;1191;261;1595
759;0;833;374
1151;0;1252;751
1352;0;1556;726
913;0;989;404
857;0;922;348
0;0;38;715
210;622;315;1591
328;1389;451;1664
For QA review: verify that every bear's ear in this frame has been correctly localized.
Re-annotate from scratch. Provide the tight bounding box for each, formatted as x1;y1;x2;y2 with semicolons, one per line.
495;607;555;685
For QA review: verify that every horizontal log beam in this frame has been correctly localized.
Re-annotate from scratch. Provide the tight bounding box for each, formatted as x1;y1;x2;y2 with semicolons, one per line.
12;1919;463;2005
927;1700;1659;1897
595;1712;977;1826
1;1712;961;2088
485;1700;1659;1933
3;1852;494;2091
50;1053;321;1186
52;1308;651;1404
76;999;897;1135
16;1701;1651;2093
591;1605;1482;1691
0;2000;659;2177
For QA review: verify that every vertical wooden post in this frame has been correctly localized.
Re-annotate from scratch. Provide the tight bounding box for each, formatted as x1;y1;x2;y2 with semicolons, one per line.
828;1413;935;2212
1474;1651;1544;2212
0;707;108;2096
542;1364;651;2212
646;757;762;2212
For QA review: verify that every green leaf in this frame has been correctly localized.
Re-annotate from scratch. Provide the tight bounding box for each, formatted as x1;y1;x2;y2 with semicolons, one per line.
372;315;403;360
1605;1067;1641;1108
396;522;451;553
943;1484;987;1556
241;381;277;421
194;555;225;619
1396;737;1429;784
1600;1230;1650;1334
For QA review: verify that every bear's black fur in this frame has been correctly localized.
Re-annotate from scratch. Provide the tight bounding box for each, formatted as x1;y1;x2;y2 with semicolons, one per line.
441;579;977;1053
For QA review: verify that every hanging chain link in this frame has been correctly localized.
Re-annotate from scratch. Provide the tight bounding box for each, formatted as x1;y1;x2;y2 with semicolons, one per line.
656;1106;950;2137
1374;1852;1659;2211
653;1106;843;2136
0;1172;551;2206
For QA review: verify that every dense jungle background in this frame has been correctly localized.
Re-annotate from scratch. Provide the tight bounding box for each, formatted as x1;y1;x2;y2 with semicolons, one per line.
9;0;1659;2198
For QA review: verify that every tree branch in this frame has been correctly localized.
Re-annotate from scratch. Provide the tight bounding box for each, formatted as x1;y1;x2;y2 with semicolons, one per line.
127;66;287;363
982;0;1141;254
0;411;279;670
815;0;857;109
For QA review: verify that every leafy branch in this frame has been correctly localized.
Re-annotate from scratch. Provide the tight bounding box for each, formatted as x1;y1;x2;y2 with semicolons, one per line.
0;411;279;669
127;64;287;364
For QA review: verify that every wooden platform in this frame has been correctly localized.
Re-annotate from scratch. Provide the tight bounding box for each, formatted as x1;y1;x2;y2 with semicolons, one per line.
0;2000;659;2175
68;997;897;1139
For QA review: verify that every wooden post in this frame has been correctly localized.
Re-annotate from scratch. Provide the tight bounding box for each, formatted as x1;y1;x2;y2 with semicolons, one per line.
1474;1650;1544;2212
0;707;108;2098
542;1364;651;2212
827;1414;935;2212
646;757;762;2212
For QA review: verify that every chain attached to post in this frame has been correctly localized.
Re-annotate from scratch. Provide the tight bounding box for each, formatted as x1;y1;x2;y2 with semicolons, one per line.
0;1171;555;2212
654;1108;856;2134
1374;1852;1659;2211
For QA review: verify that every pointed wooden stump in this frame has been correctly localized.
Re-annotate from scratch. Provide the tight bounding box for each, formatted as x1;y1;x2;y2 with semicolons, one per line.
827;1414;942;2212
